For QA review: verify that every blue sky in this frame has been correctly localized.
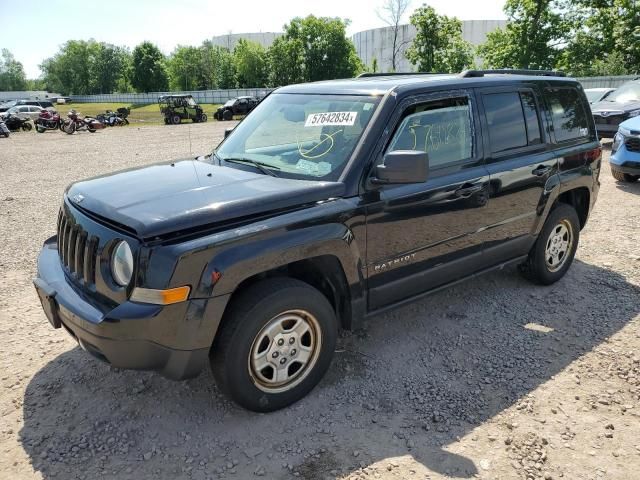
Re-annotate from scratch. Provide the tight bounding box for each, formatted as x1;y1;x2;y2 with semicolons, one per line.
1;0;507;78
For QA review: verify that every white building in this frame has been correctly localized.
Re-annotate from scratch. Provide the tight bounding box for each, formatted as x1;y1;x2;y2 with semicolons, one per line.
352;20;508;72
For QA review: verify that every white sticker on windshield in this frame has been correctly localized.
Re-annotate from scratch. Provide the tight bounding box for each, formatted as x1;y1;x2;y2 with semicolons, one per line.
305;111;358;127
295;159;333;176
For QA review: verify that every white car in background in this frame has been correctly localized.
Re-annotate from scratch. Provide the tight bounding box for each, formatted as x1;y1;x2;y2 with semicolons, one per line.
0;105;43;121
584;87;615;104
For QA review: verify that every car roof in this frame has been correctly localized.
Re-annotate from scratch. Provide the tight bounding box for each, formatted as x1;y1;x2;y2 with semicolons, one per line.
276;72;578;96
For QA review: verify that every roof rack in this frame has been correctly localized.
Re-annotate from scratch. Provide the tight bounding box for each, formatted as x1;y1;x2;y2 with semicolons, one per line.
357;72;446;78
460;69;566;78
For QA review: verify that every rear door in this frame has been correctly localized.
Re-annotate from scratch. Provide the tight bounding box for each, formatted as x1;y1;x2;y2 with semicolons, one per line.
476;85;558;264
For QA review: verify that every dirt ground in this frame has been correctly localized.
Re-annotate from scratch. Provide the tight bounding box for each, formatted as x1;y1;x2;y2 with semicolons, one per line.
0;124;639;480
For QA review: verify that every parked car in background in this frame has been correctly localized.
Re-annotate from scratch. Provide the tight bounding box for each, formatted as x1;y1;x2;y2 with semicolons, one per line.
611;115;640;182
591;79;640;138
0;101;18;113
0;105;43;121
584;88;615;104
214;96;259;120
56;97;72;104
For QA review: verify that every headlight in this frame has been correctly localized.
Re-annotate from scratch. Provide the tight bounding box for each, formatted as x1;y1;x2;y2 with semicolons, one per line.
612;132;623;153
629;109;640;117
111;241;133;286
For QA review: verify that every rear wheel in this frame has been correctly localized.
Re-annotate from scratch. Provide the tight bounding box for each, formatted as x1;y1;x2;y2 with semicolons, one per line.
222;109;233;121
200;113;208;122
22;123;32;131
210;278;338;412
172;115;181;125
611;167;639;182
520;203;580;285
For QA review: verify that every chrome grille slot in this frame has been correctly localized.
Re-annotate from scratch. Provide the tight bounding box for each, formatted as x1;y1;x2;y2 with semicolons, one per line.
57;207;100;286
625;137;640;153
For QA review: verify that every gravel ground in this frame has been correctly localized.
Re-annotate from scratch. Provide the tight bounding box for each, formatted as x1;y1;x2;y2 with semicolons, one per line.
0;126;639;480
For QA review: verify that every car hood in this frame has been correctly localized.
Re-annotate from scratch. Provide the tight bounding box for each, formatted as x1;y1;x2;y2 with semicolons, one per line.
66;159;345;239
591;99;640;114
619;115;640;132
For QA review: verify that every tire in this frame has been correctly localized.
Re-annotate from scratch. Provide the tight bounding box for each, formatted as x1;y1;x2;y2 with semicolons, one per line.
210;278;338;412
222;109;233;121
611;167;639;182
88;128;96;133
172;115;181;125
22;123;32;131
520;203;580;285
200;113;208;123
36;126;45;133
63;121;75;135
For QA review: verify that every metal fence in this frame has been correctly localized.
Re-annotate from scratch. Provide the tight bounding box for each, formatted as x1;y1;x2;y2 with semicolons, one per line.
58;75;640;104
575;75;639;88
69;88;274;104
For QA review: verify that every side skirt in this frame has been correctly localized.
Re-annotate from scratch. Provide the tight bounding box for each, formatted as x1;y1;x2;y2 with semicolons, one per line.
364;255;528;319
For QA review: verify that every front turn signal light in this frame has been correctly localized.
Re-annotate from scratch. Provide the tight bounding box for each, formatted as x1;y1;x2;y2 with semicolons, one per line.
130;286;191;305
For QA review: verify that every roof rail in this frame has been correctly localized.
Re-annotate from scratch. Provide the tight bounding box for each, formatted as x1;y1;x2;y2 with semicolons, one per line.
460;69;566;78
357;72;446;78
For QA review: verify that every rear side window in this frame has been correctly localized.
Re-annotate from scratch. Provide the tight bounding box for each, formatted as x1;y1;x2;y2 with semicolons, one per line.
520;92;541;145
545;88;589;142
483;92;529;153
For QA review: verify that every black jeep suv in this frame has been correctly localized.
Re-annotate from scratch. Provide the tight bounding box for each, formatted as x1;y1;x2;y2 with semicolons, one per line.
34;70;601;412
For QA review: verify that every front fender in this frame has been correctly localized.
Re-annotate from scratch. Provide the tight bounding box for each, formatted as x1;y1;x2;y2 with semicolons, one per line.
194;222;364;302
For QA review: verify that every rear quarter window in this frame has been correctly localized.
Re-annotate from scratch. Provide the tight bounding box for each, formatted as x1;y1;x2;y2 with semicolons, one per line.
544;87;590;143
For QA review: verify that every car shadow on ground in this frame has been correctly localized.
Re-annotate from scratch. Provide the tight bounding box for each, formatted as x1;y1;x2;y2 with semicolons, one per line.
18;259;640;479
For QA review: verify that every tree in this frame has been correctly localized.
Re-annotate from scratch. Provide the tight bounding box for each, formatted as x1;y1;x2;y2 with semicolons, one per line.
477;0;566;70
234;39;267;88
405;6;474;72
92;44;131;93
268;15;363;86
267;36;305;86
0;49;27;91
167;45;202;91
216;48;237;89
376;0;412;71
556;0;640;76
131;42;168;93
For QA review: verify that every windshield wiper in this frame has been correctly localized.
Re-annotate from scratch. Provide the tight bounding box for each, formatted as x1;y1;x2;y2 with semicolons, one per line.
222;157;280;177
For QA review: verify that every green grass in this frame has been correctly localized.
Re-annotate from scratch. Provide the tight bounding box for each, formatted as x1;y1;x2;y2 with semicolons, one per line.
55;102;221;126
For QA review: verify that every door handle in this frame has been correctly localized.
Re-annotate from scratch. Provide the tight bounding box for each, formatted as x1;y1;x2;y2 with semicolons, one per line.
532;165;552;176
455;184;484;197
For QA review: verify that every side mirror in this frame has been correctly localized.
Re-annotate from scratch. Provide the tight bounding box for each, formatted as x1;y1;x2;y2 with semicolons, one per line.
224;127;235;138
371;150;429;185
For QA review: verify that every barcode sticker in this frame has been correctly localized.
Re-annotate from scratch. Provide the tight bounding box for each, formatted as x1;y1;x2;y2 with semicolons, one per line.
305;111;358;127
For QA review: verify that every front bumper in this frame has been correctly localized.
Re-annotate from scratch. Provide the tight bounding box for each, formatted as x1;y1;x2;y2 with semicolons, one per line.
33;236;229;380
611;142;640;175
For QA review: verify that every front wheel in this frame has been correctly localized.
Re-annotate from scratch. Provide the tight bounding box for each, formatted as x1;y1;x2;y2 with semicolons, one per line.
210;278;338;412
520;203;580;285
611;167;639;182
200;113;208;123
171;115;181;125
22;123;32;131
36;126;45;133
63;121;76;135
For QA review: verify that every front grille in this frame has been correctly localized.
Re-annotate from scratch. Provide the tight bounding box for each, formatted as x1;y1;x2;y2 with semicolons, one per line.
594;114;625;126
625;137;640;153
57;208;99;285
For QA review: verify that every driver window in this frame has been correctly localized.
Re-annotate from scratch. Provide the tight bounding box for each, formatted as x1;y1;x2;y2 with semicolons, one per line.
387;96;472;169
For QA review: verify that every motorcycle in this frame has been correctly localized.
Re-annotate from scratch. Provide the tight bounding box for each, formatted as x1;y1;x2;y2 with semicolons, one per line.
97;108;130;127
62;110;105;134
35;109;63;133
0;118;9;138
3;113;33;132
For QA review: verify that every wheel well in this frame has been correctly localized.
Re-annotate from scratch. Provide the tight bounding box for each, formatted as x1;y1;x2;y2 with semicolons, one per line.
557;188;590;229
224;256;352;330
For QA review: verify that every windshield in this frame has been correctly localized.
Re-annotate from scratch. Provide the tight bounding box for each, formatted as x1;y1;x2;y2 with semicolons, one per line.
224;100;235;107
586;90;605;102
215;93;380;180
606;82;640;103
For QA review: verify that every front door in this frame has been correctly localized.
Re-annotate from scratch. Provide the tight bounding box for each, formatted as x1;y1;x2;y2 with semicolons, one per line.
365;92;491;310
